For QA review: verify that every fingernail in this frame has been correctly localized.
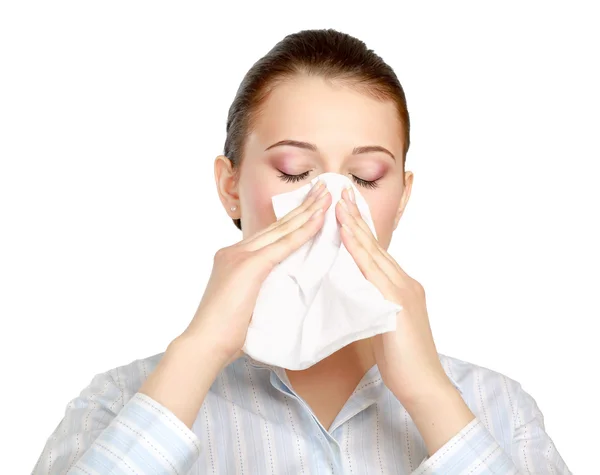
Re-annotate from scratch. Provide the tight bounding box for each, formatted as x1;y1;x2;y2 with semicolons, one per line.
339;198;349;211
308;180;323;197
346;185;355;203
317;183;329;198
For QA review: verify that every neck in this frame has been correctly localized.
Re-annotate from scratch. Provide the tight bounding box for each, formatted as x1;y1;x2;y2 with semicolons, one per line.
283;338;377;430
286;338;375;383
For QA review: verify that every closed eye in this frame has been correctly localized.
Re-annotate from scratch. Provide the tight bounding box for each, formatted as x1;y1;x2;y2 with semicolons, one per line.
277;171;380;189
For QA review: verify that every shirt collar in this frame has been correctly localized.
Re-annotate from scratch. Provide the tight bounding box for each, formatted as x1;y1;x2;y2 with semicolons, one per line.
243;353;464;399
243;355;290;385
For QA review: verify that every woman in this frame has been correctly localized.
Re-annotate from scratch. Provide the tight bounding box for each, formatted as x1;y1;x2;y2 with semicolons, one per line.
32;29;571;474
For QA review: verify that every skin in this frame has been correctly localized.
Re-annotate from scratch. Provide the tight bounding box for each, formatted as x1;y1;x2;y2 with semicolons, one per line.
140;74;475;458
219;75;409;428
233;75;405;251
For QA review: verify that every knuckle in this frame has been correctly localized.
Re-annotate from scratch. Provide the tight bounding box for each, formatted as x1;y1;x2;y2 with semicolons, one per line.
213;246;230;262
411;279;425;296
214;246;249;268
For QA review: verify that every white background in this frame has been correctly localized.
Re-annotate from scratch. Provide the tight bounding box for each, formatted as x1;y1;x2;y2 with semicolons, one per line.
1;1;597;473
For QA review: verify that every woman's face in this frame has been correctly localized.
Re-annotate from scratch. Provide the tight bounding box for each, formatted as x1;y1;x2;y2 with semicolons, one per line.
216;74;413;250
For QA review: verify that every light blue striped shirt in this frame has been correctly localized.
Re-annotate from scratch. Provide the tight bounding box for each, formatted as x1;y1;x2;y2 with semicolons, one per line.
32;351;571;474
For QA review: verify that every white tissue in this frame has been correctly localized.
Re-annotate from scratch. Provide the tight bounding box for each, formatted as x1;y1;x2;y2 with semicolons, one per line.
242;172;403;370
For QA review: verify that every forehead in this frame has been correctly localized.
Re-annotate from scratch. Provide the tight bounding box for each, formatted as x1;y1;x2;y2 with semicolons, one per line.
248;74;404;152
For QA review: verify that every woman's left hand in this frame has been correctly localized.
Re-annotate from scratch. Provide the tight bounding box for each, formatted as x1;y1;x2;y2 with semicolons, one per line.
335;186;456;408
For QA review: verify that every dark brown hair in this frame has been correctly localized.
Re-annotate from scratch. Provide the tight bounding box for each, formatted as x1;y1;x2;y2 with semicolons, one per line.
224;28;411;231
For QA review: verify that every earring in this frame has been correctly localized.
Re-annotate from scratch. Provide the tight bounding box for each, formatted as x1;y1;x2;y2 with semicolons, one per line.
230;206;237;211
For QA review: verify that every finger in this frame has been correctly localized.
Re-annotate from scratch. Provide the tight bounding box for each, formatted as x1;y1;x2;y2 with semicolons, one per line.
244;189;331;252
340;222;398;300
254;201;329;266
338;189;406;277
238;180;327;247
340;187;374;238
270;180;327;227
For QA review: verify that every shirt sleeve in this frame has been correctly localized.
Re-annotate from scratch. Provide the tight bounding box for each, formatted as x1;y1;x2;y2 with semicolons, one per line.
411;385;571;475
31;371;202;474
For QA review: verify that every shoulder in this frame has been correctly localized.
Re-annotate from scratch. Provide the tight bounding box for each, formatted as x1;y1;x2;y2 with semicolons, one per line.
438;352;526;444
435;353;569;473
439;352;521;398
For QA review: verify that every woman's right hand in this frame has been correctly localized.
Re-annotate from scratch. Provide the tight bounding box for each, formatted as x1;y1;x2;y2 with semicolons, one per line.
178;179;331;367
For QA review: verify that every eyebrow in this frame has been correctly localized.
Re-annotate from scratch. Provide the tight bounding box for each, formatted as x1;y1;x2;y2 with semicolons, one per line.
264;139;395;161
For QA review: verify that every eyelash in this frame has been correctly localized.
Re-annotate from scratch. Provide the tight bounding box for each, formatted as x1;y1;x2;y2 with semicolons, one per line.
277;171;380;189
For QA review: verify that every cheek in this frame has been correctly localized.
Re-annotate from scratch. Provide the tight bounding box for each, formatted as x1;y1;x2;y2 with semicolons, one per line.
365;195;398;243
240;178;279;235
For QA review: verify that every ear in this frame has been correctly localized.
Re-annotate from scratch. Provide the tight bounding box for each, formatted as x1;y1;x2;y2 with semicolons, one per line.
393;171;414;230
214;155;240;219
